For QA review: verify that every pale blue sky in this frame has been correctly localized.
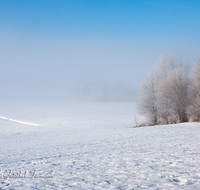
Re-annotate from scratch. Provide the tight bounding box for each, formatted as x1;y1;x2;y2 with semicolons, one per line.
0;0;200;101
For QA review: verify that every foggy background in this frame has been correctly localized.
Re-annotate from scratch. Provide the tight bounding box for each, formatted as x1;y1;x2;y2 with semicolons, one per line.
0;0;200;102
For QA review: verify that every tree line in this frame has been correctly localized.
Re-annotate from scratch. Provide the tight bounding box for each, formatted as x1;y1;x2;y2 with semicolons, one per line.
137;55;200;126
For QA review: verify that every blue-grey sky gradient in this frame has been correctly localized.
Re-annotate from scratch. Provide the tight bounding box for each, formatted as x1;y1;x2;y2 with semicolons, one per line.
0;0;200;101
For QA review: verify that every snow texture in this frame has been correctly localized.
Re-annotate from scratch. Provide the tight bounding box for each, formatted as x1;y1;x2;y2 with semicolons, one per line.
0;100;200;189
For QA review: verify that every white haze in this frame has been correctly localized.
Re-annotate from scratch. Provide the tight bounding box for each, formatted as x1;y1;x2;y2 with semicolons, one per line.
0;32;198;102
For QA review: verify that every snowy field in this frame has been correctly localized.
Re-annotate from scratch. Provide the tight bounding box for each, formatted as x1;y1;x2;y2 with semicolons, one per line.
0;99;200;189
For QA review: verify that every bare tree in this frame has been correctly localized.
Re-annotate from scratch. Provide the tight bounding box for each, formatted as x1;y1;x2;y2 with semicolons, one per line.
157;68;190;123
155;55;186;80
137;55;190;126
187;58;200;121
137;68;159;125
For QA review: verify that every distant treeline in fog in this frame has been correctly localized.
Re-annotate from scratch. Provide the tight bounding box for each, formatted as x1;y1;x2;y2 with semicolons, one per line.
70;81;136;102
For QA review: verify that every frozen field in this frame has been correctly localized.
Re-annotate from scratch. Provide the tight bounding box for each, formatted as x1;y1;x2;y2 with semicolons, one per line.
0;99;200;189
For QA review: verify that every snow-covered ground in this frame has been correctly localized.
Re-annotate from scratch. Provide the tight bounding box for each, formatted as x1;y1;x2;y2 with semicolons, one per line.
0;99;200;189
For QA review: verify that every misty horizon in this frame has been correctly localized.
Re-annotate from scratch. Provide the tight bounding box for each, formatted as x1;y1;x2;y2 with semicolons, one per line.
0;1;200;102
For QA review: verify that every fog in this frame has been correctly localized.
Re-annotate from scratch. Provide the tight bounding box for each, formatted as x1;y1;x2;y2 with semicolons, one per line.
0;1;200;103
0;33;139;102
0;32;198;103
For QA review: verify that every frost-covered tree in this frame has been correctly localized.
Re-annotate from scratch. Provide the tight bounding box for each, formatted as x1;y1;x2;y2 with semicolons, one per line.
137;55;190;126
187;58;200;121
155;56;185;81
137;68;158;125
155;56;190;123
157;68;190;123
